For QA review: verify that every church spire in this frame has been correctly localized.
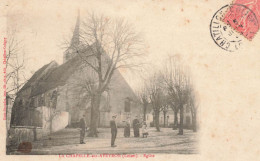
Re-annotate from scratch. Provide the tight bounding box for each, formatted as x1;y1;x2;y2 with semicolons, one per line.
63;10;80;63
70;9;80;47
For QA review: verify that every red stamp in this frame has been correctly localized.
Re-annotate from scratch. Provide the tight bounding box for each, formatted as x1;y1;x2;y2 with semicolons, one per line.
222;0;260;40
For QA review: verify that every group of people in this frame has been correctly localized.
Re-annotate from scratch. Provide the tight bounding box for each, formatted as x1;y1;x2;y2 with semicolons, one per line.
110;115;149;147
124;116;149;138
79;115;149;147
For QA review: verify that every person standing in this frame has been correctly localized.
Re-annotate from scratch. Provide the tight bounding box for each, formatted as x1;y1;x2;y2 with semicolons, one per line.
110;115;117;147
142;122;149;138
79;114;86;144
124;119;130;137
133;116;140;137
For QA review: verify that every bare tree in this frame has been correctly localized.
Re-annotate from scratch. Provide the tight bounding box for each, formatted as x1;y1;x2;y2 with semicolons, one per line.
137;85;150;122
162;56;191;135
161;102;169;128
6;29;27;95
146;73;164;132
188;88;198;132
65;13;144;136
39;90;60;139
169;101;179;130
66;65;103;129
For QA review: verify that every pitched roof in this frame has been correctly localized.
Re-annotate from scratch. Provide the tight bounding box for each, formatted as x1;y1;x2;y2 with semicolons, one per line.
18;61;58;94
109;69;140;102
30;55;82;96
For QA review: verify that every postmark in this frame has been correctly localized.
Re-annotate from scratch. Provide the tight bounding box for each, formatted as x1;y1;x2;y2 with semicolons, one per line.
210;5;244;52
222;0;260;41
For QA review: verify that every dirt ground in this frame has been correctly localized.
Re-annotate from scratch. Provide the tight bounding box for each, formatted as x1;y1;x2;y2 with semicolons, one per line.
10;127;199;155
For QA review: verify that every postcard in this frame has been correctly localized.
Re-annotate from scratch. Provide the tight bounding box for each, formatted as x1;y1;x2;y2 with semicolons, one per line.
0;0;260;161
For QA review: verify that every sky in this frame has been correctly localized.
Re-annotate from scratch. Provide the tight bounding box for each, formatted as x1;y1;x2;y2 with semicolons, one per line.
6;0;210;89
5;0;260;96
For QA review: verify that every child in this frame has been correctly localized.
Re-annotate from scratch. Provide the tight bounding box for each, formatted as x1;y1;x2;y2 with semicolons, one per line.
142;122;149;138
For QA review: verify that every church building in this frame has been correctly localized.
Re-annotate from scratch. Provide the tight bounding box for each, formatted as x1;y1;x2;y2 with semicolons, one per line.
10;13;142;134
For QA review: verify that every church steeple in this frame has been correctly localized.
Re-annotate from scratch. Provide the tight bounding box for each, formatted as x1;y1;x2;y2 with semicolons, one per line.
63;10;80;63
70;9;80;47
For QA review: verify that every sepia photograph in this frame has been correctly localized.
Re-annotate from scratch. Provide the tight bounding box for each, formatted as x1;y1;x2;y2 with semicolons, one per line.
2;0;260;160
5;0;199;155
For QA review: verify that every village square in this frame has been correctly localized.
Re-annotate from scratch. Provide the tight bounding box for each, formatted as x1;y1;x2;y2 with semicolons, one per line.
6;9;199;155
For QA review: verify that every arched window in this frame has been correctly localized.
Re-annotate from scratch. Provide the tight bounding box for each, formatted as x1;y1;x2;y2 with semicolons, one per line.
39;94;45;106
103;91;110;110
124;98;131;112
51;90;58;109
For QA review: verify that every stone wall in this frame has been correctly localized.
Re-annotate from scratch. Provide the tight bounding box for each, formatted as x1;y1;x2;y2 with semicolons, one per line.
7;107;69;152
7;126;43;148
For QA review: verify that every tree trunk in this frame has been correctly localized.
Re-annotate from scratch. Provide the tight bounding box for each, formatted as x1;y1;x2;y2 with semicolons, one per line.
143;103;147;121
49;108;53;140
88;93;101;137
178;106;184;135
155;111;160;132
50;118;52;134
173;109;178;130
192;112;197;132
163;111;166;127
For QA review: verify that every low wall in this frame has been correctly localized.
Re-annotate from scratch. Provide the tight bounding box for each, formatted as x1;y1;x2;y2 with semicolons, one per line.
7;107;69;152
7;126;43;148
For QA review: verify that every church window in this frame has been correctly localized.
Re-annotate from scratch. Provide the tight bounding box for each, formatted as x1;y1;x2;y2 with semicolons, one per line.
30;97;35;107
124;99;131;112
39;94;45;106
51;90;58;108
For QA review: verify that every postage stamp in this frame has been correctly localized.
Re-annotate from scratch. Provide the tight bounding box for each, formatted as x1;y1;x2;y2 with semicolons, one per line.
222;0;260;41
210;5;243;52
